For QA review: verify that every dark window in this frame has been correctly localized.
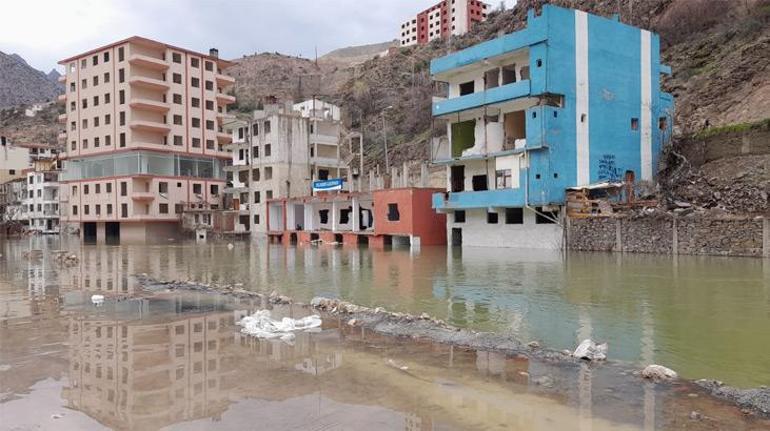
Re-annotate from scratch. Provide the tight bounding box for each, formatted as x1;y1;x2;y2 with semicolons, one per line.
172;52;181;63
118;68;124;83
119;90;125;104
173;93;182;104
191;77;200;88
175;204;183;214
535;207;559;224
459;81;474;95
318;169;329;180
631;118;639;130
104;52;109;62
454;210;466;223
118;47;124;61
119;132;126;147
339;208;351;224
387;203;400;221
120;182;127;196
121;203;128;218
505;208;523;224
193;183;202;194
191;57;199;68
173;115;182;125
72;205;78;215
472;175;488;191
205;61;213;71
159;182;168;193
487;211;499;224
319;209;329;224
192;97;200;108
173;73;182;84
106;183;112;193
205;100;214;110
192;137;201;148
159;203;169;214
205;80;213;91
210;185;219;195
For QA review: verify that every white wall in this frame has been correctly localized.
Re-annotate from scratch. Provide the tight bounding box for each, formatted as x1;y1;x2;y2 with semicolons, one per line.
447;208;563;249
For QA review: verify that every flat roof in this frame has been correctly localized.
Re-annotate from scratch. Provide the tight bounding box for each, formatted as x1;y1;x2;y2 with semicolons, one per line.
58;36;234;68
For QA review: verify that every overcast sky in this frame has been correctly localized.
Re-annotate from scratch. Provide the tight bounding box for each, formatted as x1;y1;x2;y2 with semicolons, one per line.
2;0;518;73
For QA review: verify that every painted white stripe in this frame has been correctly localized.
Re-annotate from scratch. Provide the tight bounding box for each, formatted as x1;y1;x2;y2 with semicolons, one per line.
575;10;590;186
640;30;653;181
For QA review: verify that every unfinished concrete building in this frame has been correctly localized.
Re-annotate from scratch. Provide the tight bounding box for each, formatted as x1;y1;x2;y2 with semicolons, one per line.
224;101;348;237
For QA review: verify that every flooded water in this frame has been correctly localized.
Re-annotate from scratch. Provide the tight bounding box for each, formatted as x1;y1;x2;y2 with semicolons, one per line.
1;236;769;430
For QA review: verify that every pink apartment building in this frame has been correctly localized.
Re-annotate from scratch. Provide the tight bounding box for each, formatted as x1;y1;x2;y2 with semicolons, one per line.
57;37;235;243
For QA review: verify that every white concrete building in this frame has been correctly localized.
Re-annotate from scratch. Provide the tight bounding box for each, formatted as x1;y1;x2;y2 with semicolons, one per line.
293;98;341;121
224;102;348;236
22;171;61;234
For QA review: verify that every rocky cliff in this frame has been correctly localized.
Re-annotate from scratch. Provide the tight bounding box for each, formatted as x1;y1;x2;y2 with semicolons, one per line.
0;52;63;108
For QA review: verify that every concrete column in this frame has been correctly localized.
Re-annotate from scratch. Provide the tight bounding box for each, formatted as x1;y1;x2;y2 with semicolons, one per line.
331;200;338;232
420;163;428;187
763;217;769;258
368;170;375;191
351;197;360;232
402;162;409;187
614;218;622;252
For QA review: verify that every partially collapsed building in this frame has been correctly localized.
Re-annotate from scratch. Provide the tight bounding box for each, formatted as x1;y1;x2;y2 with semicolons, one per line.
430;5;674;248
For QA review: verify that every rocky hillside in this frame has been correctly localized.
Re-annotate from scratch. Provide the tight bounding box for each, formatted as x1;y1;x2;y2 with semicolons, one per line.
334;0;770;172
0;103;62;146
0;52;63;108
227;41;394;113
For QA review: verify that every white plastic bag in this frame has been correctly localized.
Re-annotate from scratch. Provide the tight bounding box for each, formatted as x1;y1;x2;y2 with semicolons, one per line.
237;310;322;343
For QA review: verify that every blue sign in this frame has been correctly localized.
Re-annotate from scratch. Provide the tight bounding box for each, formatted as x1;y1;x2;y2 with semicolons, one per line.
313;178;344;192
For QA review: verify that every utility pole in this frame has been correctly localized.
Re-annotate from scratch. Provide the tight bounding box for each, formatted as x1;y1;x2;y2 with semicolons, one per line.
381;106;393;173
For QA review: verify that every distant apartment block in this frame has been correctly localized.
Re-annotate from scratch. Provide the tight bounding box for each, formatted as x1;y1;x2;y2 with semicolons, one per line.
224;101;348;236
23;170;60;234
399;0;490;47
56;36;235;243
430;5;674;248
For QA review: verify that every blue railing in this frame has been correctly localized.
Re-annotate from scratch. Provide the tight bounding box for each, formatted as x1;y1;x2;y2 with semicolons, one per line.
432;80;531;117
432;188;526;210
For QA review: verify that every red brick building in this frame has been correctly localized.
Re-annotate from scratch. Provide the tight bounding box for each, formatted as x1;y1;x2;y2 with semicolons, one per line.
399;0;490;47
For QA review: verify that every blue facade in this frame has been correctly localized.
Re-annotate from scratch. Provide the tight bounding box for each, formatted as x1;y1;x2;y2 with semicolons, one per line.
431;5;674;211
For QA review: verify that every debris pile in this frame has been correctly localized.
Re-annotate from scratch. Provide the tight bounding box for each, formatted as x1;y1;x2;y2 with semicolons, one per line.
237;310;321;343
572;339;608;361
641;364;678;382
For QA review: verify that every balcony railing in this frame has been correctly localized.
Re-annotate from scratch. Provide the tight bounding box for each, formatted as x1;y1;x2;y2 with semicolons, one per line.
128;54;169;71
129;120;170;134
432;80;531;117
432;188;525;210
129;76;169;91
130;98;170;113
216;93;236;105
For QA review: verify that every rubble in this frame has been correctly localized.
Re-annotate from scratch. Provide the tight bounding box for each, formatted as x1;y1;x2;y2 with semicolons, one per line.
641;364;678;382
572;339;608;361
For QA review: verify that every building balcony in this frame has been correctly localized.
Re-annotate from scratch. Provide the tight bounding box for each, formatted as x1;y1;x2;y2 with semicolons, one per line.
216;93;236;105
129;120;170;134
57;75;66;84
129;76;169;92
223;164;249;172
131;191;156;201
432;188;525;211
57;94;67;104
57;114;67;124
128;54;169;71
130;98;170;113
310;133;338;145
223;141;248;151
216;131;232;144
311;156;346;168
217;111;235;124
432;80;531;117
215;73;235;87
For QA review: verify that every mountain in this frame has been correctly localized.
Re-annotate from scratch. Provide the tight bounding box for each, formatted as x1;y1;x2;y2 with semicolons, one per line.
318;40;396;65
0;51;63;108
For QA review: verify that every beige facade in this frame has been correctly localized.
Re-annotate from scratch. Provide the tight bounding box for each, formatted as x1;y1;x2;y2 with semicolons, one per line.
57;37;235;243
224;102;347;236
0;141;29;184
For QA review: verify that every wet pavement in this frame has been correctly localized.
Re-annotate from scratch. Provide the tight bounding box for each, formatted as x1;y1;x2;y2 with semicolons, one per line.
1;236;769;430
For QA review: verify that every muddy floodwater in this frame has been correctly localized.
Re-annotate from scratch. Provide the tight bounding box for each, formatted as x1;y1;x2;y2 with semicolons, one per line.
1;236;769;430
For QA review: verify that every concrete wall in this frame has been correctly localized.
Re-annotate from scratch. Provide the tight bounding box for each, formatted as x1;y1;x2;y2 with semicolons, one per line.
567;216;766;257
373;188;447;246
448;207;563;249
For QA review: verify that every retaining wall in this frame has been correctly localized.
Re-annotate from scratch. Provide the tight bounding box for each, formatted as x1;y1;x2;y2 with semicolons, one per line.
567;215;767;257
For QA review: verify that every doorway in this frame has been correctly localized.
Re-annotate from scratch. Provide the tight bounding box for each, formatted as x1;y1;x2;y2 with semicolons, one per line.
105;222;120;245
451;228;462;246
450;165;465;193
83;222;97;244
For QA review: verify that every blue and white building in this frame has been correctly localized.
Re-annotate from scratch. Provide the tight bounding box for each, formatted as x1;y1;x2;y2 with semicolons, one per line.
430;5;674;248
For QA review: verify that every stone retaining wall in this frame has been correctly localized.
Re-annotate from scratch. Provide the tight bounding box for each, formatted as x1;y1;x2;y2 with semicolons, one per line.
567;216;767;257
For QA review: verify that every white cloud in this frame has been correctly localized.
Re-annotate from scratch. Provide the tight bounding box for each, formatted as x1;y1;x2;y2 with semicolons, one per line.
0;0;519;72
